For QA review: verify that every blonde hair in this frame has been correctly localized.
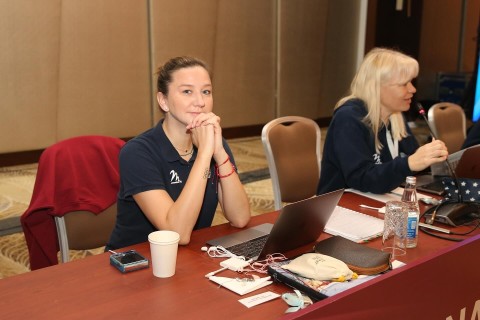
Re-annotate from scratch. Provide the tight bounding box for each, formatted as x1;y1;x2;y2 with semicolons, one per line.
335;48;419;153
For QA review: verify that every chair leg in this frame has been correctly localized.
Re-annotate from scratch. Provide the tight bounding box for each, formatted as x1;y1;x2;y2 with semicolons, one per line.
54;216;70;263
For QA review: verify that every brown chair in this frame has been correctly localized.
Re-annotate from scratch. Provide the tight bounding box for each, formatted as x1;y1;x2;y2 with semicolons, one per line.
261;116;321;210
55;205;117;263
427;102;466;153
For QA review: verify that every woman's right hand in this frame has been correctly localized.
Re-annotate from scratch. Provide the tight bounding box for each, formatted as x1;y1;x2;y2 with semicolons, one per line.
189;118;215;158
408;139;448;172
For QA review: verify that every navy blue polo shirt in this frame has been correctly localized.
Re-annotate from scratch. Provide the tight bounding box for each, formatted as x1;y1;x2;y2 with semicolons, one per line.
106;119;236;250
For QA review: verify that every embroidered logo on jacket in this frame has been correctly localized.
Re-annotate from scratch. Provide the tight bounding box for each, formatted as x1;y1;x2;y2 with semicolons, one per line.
373;154;382;164
170;170;182;184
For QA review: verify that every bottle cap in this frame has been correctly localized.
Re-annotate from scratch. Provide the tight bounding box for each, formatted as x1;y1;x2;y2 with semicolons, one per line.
406;176;416;184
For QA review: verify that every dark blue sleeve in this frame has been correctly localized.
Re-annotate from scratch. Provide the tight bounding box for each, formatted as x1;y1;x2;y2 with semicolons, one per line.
119;139;167;198
331;109;415;194
399;120;420;156
462;121;480;149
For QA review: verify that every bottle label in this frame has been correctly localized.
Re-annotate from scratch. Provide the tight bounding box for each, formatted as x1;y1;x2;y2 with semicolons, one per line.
407;213;418;238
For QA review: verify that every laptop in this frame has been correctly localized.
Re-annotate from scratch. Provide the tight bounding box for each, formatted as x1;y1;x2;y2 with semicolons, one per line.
206;189;344;261
413;145;479;195
411;174;446;196
403;148;463;195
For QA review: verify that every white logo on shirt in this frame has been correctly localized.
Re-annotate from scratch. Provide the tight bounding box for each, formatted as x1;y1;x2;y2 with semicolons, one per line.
170;170;182;184
373;153;382;164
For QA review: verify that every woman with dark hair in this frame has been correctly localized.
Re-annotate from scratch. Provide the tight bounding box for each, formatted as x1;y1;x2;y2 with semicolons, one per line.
107;56;250;250
317;48;449;195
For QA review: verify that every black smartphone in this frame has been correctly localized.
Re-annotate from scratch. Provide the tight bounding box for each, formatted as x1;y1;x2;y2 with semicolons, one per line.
110;250;149;273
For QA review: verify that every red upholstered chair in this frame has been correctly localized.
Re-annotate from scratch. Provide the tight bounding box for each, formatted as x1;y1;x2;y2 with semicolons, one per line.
261;116;322;210
21;135;125;269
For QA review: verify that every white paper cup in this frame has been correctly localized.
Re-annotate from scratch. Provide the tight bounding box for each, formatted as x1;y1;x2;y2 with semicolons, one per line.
148;230;180;278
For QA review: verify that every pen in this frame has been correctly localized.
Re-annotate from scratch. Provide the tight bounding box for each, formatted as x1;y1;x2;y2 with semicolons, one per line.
205;266;228;278
359;204;382;210
418;222;450;234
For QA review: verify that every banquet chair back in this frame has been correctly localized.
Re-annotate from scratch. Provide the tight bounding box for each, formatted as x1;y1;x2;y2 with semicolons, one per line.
261;116;322;210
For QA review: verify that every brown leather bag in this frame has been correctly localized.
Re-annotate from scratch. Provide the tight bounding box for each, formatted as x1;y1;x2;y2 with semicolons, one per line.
314;236;391;275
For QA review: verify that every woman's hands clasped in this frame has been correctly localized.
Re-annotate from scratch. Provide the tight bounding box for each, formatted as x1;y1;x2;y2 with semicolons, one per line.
186;112;224;158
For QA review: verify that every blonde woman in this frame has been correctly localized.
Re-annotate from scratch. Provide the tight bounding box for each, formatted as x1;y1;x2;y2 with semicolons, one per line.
317;48;448;195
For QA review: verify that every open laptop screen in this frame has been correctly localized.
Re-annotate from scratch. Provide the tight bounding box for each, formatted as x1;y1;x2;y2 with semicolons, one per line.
206;189;344;261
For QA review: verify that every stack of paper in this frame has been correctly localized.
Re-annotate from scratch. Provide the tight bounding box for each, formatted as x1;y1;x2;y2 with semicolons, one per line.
208;276;272;295
324;206;384;242
346;187;432;203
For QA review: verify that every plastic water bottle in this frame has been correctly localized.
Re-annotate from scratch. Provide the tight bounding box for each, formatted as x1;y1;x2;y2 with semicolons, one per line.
401;176;420;248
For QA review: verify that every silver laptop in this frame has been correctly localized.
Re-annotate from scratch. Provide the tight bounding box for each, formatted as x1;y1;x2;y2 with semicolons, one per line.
430;148;464;177
206;189;344;261
412;174;446;195
415;146;476;195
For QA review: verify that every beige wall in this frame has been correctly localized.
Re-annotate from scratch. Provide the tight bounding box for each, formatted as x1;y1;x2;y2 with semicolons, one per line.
0;1;61;152
320;0;365;114
278;0;329;118
56;1;152;139
2;0;479;154
150;0;219;124
0;0;362;154
0;0;152;153
212;0;277;127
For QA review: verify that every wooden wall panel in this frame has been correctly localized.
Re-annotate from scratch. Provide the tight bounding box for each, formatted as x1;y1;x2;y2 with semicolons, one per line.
278;0;328;119
0;0;60;152
417;0;462;100
212;0;276;127
320;0;364;115
151;0;276;127
464;0;480;72
150;0;218;123
0;0;365;155
417;0;479;101
57;0;151;140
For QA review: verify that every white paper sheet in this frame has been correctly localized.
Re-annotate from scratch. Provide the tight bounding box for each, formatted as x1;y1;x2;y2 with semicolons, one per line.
209;276;272;295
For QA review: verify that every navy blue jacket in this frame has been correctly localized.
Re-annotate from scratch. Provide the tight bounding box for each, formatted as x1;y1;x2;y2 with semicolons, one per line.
317;99;419;195
462;120;480;149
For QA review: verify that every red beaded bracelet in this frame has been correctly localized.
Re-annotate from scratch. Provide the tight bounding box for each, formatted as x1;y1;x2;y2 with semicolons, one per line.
216;163;236;179
216;156;230;168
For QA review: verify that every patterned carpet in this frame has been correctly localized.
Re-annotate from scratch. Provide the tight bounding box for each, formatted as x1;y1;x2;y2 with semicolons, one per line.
0;137;276;279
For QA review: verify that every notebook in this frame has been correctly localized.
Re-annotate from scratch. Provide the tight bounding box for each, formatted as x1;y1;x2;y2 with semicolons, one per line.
206;189;344;261
324;206;384;242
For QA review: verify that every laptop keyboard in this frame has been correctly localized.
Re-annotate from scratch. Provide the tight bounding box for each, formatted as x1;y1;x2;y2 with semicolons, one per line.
226;235;269;260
